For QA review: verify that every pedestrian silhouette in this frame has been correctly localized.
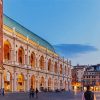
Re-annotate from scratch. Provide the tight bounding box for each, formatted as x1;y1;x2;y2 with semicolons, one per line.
82;86;96;100
35;88;39;98
2;88;5;96
29;86;33;99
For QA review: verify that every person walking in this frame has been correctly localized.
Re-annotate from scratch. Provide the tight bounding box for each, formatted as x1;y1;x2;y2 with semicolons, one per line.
82;86;96;100
2;88;5;96
35;88;39;99
32;89;34;98
29;86;33;99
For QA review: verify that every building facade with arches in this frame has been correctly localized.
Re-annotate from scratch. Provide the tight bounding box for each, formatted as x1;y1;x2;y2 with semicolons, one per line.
0;14;72;92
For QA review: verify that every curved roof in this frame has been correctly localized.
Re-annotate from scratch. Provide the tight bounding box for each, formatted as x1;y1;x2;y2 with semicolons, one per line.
3;14;55;53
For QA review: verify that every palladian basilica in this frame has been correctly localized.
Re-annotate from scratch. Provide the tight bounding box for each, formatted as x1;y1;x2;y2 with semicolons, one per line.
0;0;72;92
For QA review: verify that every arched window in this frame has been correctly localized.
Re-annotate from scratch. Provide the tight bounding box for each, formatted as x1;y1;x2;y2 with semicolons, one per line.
39;56;44;69
60;64;63;74
31;75;35;89
48;59;51;71
54;62;57;73
18;47;24;64
4;40;11;60
48;77;52;91
30;52;35;68
40;77;45;91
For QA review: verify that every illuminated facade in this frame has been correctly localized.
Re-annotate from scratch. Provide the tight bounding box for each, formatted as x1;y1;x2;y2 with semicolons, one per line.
0;3;72;92
83;65;100;91
72;65;86;91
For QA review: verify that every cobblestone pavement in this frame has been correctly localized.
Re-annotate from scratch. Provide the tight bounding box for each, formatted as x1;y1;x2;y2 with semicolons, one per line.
0;91;100;100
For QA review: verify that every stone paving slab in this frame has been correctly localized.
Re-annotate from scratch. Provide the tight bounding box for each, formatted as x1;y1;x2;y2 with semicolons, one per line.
0;91;100;100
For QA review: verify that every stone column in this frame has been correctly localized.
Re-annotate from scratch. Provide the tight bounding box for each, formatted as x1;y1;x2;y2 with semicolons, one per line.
12;72;17;92
24;79;27;92
52;78;54;91
58;78;60;90
0;74;1;89
45;78;48;90
27;75;30;92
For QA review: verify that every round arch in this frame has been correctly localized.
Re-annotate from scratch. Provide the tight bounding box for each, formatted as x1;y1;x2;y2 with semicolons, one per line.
48;77;52;91
4;71;12;92
17;74;24;92
30;52;35;68
31;75;36;90
4;40;11;60
54;79;58;90
54;62;57;73
64;80;67;90
48;59;52;71
60;80;63;90
18;47;24;64
60;64;63;74
39;56;45;70
40;76;45;91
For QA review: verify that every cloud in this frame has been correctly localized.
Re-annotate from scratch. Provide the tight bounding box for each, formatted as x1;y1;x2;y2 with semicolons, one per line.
53;44;98;58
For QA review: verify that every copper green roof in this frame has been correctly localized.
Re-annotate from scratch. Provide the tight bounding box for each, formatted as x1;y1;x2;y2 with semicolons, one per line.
3;14;55;53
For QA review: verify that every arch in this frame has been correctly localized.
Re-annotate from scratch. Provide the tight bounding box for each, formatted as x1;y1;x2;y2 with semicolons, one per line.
30;52;35;68
31;75;35;89
48;59;52;71
60;64;63;74
17;74;24;91
4;71;12;92
54;62;57;73
54;79;58;90
60;80;63;90
18;47;24;64
64;80;67;90
39;56;45;69
4;40;11;60
40;77;45;91
48;77;52;91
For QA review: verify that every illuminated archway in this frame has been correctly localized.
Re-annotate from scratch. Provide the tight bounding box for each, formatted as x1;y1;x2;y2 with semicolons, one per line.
4;40;11;60
48;77;52;91
40;77;45;91
17;74;24;91
31;75;35;89
4;71;12;92
54;62;57;73
18;47;24;64
30;52;35;68
39;56;44;70
48;59;51;71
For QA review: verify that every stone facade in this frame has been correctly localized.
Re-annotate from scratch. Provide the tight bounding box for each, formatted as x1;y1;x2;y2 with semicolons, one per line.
0;0;4;90
0;14;72;92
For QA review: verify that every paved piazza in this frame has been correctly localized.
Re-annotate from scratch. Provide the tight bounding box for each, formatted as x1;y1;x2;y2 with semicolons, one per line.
0;91;100;100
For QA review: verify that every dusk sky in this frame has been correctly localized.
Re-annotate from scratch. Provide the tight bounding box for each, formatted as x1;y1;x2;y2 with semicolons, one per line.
4;0;100;65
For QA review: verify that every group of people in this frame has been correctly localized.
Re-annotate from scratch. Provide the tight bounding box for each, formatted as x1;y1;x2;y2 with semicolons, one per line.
29;86;39;99
0;88;5;96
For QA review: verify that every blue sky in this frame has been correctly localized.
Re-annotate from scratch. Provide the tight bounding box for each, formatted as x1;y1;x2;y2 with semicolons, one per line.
3;0;100;65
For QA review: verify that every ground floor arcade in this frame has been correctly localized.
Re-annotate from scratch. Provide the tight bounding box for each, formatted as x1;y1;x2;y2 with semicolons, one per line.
0;65;71;92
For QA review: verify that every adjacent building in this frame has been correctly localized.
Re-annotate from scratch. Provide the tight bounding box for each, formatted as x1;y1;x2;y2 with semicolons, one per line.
0;1;72;92
72;65;86;91
83;64;100;91
72;64;100;91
